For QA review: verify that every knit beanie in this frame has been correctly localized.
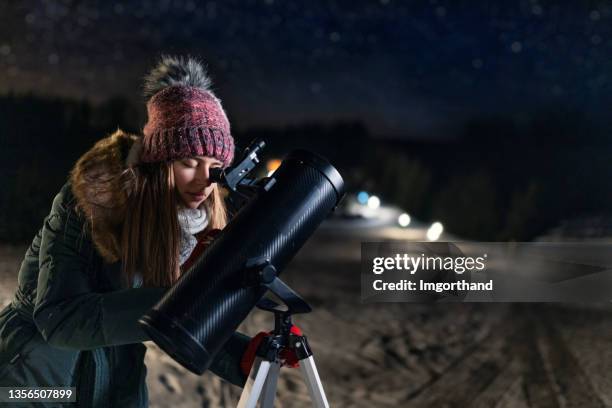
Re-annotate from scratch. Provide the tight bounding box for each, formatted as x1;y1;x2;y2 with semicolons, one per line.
138;55;234;167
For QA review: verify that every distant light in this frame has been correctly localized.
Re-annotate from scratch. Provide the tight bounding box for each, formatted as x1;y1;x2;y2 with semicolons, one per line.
551;84;564;96
357;191;369;205
532;5;543;15
398;213;411;227
266;159;282;177
367;196;380;210
591;34;602;45
511;41;522;53
427;222;444;241
48;53;59;65
0;45;11;57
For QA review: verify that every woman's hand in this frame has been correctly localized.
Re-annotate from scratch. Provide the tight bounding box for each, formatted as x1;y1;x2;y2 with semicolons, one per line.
200;228;222;248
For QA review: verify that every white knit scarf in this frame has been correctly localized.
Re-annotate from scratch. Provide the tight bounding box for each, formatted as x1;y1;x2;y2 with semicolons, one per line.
177;206;209;266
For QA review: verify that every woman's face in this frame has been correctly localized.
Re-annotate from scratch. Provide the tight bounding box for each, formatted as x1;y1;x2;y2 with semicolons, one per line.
173;156;223;209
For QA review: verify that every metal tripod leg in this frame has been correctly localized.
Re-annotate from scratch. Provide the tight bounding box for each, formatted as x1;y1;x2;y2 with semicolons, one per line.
260;361;281;407
237;355;329;408
299;355;330;408
237;358;271;408
237;357;281;408
236;329;329;408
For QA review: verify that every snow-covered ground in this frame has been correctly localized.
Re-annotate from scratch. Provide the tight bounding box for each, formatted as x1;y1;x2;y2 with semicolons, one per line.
3;226;612;407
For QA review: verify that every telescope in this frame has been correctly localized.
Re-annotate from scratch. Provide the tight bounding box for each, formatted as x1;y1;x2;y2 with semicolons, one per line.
138;139;345;375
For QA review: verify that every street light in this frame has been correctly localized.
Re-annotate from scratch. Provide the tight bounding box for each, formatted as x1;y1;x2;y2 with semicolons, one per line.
427;221;444;241
398;213;411;227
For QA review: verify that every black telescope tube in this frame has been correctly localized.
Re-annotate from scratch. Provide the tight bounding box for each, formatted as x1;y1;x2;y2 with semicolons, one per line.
138;150;345;374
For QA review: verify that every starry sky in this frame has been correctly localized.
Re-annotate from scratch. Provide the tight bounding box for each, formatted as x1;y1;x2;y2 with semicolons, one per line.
0;0;611;139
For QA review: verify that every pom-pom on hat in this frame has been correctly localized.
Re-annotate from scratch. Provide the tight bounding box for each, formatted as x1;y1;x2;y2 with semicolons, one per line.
139;55;234;167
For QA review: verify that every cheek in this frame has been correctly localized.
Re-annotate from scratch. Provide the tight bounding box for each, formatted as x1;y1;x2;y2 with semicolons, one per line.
173;169;194;191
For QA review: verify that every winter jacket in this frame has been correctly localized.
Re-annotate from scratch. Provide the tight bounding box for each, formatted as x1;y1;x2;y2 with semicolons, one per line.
0;132;250;407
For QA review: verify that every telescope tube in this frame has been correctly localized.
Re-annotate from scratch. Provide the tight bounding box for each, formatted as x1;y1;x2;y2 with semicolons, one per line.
139;150;345;374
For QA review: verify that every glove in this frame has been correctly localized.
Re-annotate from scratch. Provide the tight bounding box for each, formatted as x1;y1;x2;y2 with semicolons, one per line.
200;228;222;246
240;331;271;376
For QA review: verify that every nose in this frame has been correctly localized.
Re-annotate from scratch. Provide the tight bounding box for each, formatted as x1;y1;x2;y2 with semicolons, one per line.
195;164;212;186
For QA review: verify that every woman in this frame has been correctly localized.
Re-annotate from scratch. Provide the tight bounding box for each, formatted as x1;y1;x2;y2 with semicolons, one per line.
0;56;250;407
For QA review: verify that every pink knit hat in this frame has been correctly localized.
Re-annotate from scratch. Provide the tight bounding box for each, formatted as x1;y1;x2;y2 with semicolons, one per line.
139;56;235;167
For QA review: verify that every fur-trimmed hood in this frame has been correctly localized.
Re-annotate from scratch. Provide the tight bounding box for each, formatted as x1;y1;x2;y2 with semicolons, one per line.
69;129;139;263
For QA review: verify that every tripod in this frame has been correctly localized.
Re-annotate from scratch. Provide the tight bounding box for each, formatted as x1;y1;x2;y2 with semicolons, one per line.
237;299;330;408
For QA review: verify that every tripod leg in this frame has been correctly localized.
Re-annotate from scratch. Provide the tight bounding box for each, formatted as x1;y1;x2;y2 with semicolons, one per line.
299;356;330;408
260;361;281;408
237;358;272;408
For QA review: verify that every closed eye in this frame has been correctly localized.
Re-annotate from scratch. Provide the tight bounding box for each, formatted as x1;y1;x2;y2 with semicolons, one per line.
181;160;198;168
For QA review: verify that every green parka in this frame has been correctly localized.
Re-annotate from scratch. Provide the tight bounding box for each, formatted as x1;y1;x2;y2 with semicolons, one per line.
0;141;249;407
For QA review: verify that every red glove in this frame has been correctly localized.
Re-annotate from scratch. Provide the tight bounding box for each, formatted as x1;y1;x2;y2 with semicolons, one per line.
240;326;304;376
241;331;271;376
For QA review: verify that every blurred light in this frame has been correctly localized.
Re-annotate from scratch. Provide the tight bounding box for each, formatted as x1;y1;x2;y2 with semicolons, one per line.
426;222;444;241
398;213;411;227
590;10;601;21
367;195;380;210
266;158;282;177
357;191;369;205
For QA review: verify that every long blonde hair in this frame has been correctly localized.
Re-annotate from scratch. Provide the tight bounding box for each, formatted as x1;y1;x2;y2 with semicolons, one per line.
70;130;228;288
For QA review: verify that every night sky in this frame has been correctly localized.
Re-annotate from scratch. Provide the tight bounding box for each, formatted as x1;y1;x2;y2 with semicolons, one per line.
0;0;611;139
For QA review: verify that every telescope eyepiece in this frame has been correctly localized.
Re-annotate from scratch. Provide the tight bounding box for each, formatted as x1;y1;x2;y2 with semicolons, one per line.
245;139;265;154
209;167;224;184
